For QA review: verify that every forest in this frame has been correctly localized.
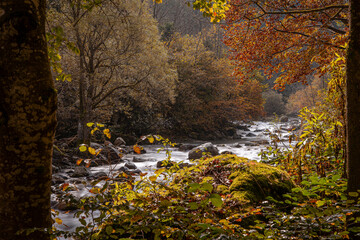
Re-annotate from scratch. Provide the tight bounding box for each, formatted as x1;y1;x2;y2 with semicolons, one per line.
0;0;360;239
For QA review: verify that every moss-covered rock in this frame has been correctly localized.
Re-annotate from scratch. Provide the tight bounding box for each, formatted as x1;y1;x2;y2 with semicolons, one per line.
176;154;294;205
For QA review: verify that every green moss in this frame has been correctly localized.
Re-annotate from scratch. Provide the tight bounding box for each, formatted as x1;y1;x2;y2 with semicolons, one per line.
183;155;294;204
228;160;294;203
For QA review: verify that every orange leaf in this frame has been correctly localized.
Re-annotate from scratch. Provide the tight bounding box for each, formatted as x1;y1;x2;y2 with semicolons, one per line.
76;159;83;165
133;145;141;154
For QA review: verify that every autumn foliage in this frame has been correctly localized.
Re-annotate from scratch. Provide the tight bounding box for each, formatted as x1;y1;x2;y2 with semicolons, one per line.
223;0;348;89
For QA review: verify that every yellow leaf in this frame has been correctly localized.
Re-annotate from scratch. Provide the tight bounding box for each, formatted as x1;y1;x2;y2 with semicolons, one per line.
149;176;157;182
95;149;102;156
86;122;94;127
91;127;99;135
79;145;87;152
88;147;96;155
97;123;105;128
148;136;154;143
55;218;63;225
103;129;111;139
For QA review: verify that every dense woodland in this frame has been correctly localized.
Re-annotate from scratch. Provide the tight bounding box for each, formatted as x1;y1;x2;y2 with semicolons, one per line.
1;0;360;239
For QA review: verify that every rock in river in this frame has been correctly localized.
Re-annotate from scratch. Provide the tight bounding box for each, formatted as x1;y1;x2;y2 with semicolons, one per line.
188;142;219;160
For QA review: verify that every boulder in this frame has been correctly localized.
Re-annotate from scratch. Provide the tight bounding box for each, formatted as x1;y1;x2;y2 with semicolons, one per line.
188;142;219;160
232;143;243;148
71;166;90;177
125;162;137;170
221;151;235;155
157;160;192;169
156;160;174;168
119;166;142;175
114;137;126;146
246;133;256;137
280;115;289;122
178;144;199;151
133;156;156;162
177;155;294;205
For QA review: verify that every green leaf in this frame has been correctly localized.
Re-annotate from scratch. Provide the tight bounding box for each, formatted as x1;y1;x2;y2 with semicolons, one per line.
349;192;359;197
200;182;213;192
187;183;200;192
188;202;198;210
79;218;86;226
210;194;223;208
106;226;113;235
316;200;326;207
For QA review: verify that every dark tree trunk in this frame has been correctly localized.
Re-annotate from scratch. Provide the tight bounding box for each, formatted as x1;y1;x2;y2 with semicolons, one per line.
0;0;56;239
346;1;360;238
346;0;360;193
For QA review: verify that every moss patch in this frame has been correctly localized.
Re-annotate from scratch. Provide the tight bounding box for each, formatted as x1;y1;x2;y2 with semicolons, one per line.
177;154;294;205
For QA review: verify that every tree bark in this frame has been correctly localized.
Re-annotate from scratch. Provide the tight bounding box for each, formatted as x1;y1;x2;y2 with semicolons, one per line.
346;1;360;237
0;1;56;239
346;0;360;193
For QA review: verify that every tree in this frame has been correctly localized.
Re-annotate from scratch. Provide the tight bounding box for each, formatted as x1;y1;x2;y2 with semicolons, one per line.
49;0;176;143
166;33;263;138
220;0;348;89
0;0;56;239
346;0;360;194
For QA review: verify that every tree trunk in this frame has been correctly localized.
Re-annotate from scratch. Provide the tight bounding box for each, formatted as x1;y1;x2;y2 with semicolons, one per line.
346;0;360;193
346;1;360;238
0;1;56;239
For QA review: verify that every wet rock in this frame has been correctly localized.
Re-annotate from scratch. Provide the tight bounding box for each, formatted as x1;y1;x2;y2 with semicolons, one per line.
114;137;126;146
178;144;199;151
125;162;137;170
221;151;235;155
157;160;192;169
225;127;237;136
53;199;79;211
119;166;142;175
87;171;109;181
245;142;259;146
232;143;243;148
157;160;174;168
188;142;219;160
280;115;289;122
52;173;69;185
252;140;269;145
235;125;250;131
246;133;256;137
71;166;90;177
132;156;156;162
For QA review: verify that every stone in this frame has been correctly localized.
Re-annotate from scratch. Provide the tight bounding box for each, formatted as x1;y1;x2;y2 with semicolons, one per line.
125;162;137;170
221;151;235;155
232;143;243;148
132;156;156;162
280;115;289;122
188;142;219;160
178;144;199;151
157;160;174;168
71;166;90;177
246;133;256;137
92;171;108;179
114;137;126;146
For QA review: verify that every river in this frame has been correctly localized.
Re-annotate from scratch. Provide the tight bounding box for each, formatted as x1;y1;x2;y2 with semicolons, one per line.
54;118;300;236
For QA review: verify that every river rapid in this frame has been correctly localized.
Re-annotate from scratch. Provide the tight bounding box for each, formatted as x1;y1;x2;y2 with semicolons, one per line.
54;118;300;235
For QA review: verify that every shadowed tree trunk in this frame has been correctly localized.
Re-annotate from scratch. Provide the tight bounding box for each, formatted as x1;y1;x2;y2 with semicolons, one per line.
346;0;360;193
0;0;56;239
346;0;360;238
